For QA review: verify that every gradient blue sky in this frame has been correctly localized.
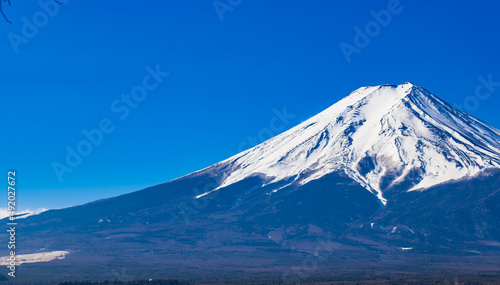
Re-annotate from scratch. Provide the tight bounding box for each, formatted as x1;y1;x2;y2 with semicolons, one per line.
1;0;499;210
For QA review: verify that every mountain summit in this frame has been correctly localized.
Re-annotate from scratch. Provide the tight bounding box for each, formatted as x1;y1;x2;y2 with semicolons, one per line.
197;83;500;204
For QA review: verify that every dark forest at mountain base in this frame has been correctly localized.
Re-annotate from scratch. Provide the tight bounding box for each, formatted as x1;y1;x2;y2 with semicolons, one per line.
51;272;500;285
57;280;190;285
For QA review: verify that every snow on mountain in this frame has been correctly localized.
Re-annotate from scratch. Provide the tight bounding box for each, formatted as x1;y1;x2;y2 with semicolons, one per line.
197;83;500;204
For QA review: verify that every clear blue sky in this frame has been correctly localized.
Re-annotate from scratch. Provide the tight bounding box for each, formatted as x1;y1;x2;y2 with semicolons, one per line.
1;0;499;210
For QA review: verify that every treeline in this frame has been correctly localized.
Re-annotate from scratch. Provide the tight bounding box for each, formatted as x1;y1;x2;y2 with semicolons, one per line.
58;280;190;285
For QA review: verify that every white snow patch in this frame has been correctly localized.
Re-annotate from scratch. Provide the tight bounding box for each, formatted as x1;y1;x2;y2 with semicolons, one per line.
0;251;69;265
466;250;481;254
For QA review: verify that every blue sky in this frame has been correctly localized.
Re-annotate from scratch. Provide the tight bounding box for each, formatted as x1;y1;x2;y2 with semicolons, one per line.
1;0;499;211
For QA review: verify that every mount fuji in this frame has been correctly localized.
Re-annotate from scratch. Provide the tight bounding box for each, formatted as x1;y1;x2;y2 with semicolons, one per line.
196;82;500;204
6;83;500;282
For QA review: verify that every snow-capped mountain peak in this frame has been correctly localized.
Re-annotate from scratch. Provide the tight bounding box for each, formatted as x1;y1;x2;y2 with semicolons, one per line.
198;83;500;204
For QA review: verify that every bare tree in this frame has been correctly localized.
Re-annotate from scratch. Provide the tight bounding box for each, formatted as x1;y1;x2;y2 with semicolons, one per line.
1;0;62;23
1;0;12;23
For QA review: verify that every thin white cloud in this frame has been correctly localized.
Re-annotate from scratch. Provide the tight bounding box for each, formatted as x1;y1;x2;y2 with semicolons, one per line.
0;208;48;219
